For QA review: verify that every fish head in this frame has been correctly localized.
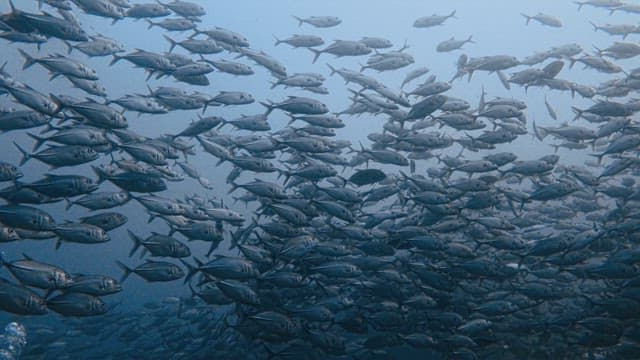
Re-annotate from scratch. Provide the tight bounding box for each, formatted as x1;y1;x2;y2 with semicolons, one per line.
102;277;122;293
175;244;191;258
3;227;20;241
89;297;107;314
11;165;23;179
171;265;185;279
26;294;48;314
83;147;98;159
53;270;74;289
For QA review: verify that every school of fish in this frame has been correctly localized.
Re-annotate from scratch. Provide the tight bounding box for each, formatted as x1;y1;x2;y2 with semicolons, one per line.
0;0;639;359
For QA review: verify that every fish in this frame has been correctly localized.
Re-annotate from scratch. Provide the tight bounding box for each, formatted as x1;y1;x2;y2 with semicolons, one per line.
413;11;457;28
292;16;341;28
0;2;638;359
521;13;563;28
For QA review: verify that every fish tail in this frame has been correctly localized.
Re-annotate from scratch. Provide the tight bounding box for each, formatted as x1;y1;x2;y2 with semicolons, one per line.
163;34;177;53
91;165;108;184
588;153;604;165
145;19;154;30
64;198;73;210
109;54;122;66
449;10;457;19
63;40;74;54
127;230;143;257
13;141;30;166
588;21;598;31
206;240;218;257
570;106;583;121
592;45;603;56
278;168;292;186
259;100;274;115
521;13;532;25
532;120;546;141
309;48;322;64
115;261;132;283
326;63;337;76
291;15;304;27
26;132;47;151
18;49;36;70
273;34;281;46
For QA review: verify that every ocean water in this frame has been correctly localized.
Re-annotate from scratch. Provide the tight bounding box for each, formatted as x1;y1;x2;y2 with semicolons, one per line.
0;0;639;359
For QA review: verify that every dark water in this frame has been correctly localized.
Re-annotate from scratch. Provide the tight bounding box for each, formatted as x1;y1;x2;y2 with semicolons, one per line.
0;0;639;359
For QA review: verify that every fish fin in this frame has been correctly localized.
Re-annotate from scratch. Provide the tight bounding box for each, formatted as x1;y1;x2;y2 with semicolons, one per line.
206;239;219;257
259;100;274;115
26;132;47;151
291;15;304;27
18;49;36;70
13;141;31;166
588;153;605;165
273;34;281;46
127;230;143;257
163;34;177;53
570;106;583;121
63;40;74;54
109;54;122;66
326;63;337;76
115;261;132;283
308;48;322;64
180;259;197;284
64;198;73;211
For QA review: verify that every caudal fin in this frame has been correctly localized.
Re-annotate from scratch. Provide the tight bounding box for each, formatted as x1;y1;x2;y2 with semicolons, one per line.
127;230;143;257
26;132;47;151
163;35;177;53
259;101;275;115
309;48;322;64
326;63;337;76
13;142;31;166
18;49;36;70
116;261;133;283
291;15;304;27
63;41;74;54
273;35;282;46
180;258;200;284
109;54;122;66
